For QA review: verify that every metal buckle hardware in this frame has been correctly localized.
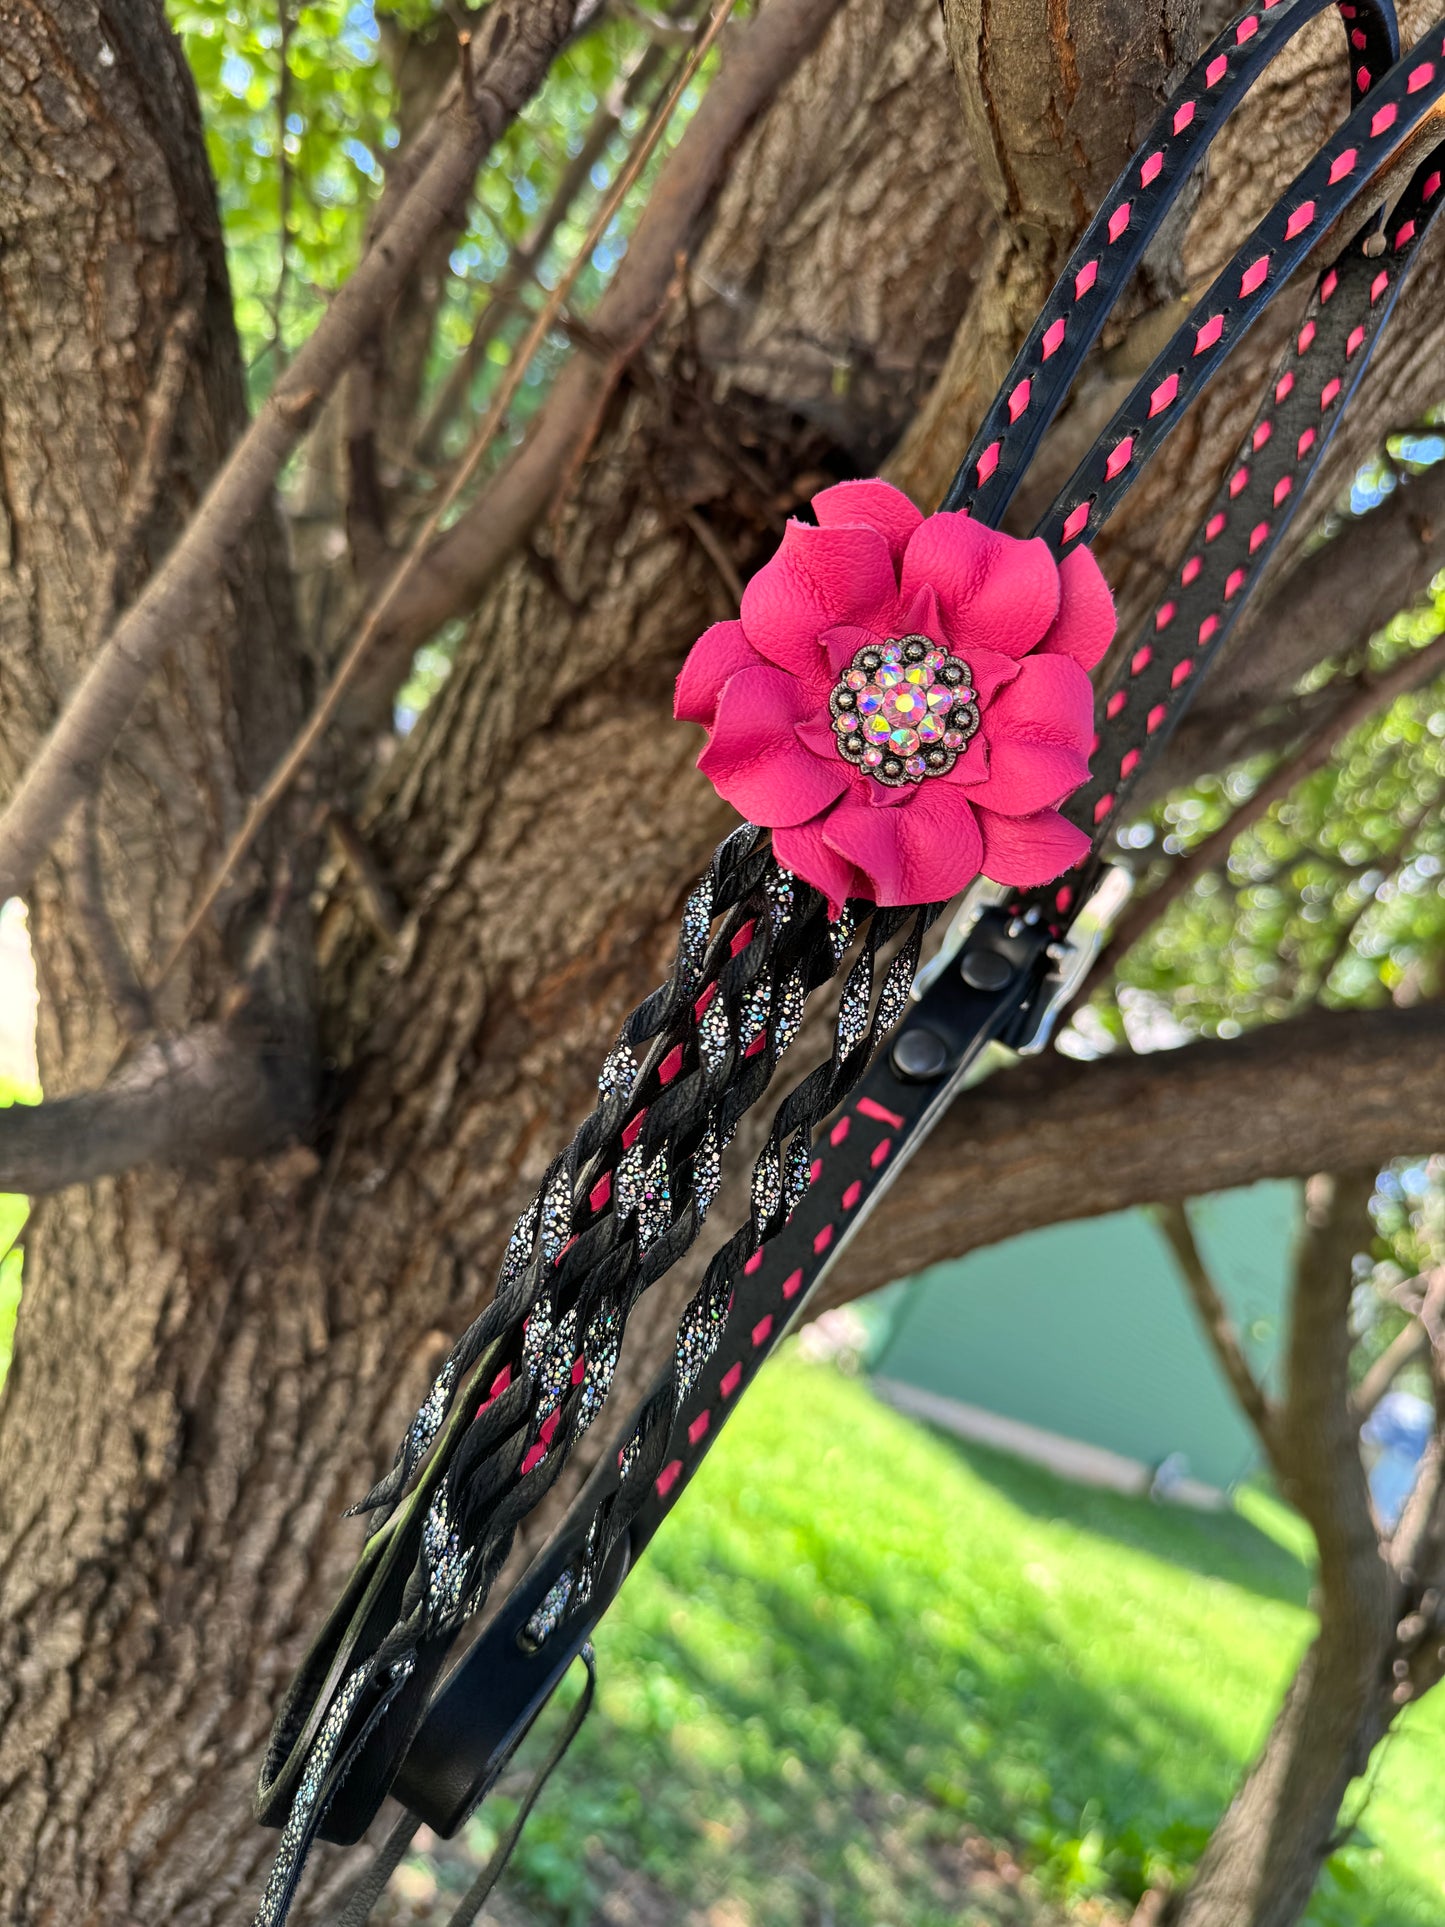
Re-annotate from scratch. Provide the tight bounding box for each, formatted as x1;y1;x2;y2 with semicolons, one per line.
1013;865;1135;1056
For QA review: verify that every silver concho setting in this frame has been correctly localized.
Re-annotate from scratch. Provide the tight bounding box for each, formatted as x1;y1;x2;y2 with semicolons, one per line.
828;634;980;788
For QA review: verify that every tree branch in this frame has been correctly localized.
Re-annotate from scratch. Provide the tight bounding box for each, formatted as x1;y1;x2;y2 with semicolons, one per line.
348;0;848;718
1156;1200;1276;1454
0;1028;309;1195
1353;1311;1431;1424
148;0;742;994
0;0;583;905
819;1005;1445;1311
1275;1173;1385;1609
413;38;674;465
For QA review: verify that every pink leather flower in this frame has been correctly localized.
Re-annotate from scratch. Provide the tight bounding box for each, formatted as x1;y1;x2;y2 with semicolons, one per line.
675;479;1115;912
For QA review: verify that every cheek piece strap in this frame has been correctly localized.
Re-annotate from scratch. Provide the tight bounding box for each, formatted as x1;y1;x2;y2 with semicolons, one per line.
253;6;1445;1921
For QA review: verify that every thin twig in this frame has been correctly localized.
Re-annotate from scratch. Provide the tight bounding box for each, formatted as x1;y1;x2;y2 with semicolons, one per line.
149;0;737;996
326;807;402;942
680;504;743;603
0;0;583;906
1156;1199;1277;1453
272;0;294;370
413;38;673;464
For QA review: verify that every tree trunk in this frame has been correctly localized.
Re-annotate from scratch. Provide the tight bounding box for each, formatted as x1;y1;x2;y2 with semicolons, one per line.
4;1;1445;1923
1166;1633;1393;1927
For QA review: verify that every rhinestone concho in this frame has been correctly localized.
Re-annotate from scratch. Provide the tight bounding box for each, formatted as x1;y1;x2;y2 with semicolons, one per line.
829;634;980;788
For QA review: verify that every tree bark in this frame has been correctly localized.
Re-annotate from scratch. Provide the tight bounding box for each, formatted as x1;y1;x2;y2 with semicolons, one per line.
4;1;1445;1923
1166;1175;1397;1927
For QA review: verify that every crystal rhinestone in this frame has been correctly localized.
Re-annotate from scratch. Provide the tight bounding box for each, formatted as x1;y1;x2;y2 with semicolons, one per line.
676;877;714;993
766;865;796;931
539;1165;573;1264
882;682;927;725
598;1037;638;1107
836;953;872;1058
693;1118;722;1223
522;1295;555;1377
403;1354;457;1472
617;1142;671;1250
255;1660;383;1927
783;1135;813;1218
829;903;857;960
573;1308;621;1436
739;974;771;1050
535;1306;579;1421
752;1139;783;1224
524;1571;575;1648
828;635;980;789
676;1280;730;1396
698;990;730;1074
774;968;806;1056
876;947;915;1033
423;1486;472;1626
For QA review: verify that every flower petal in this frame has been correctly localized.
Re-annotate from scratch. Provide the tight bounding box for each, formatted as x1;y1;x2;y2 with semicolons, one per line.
975;804;1091;886
985;652;1096;753
962;644;1023;709
901;513;1060;659
966;738;1091;816
1037;545;1116;671
675;620;766;727
899;582;947;648
741;521;899;691
811;479;922;570
699;666;850;827
821;624;883;679
824;786;985;907
773;819;867;918
795;713;845;761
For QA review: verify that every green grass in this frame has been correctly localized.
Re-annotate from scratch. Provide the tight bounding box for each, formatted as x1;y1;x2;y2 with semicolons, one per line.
427;1353;1445;1927
0;1071;33;1385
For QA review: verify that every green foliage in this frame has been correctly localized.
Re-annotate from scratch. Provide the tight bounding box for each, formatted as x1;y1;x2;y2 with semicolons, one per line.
406;1358;1445;1926
168;0;709;432
167;0;396;382
0;1072;36;1388
1078;580;1445;1057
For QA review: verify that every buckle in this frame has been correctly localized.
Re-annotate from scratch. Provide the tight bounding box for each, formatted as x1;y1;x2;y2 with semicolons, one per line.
1013;865;1134;1056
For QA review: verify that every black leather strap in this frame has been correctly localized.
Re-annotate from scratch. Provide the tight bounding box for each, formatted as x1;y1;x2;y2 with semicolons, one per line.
388;56;1445;1854
254;5;1445;1916
944;0;1399;524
